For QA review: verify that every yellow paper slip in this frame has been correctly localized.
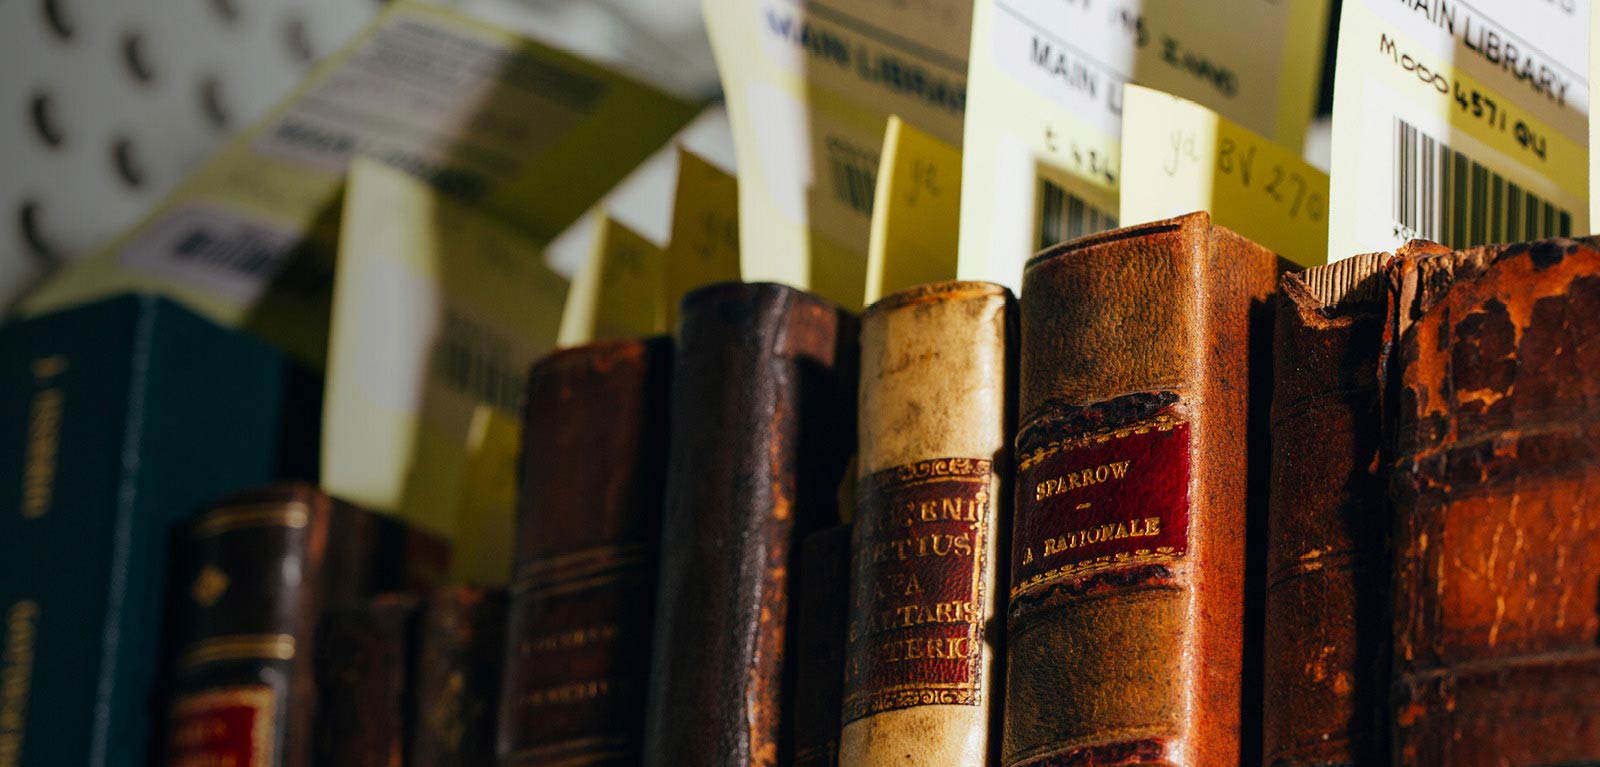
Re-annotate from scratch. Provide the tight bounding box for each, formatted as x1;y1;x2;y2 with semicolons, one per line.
1328;0;1588;260
703;0;971;308
957;0;1332;291
451;405;522;586
1121;86;1329;269
21;0;697;367
559;215;669;346
664;148;742;327
865;117;964;305
322;159;567;539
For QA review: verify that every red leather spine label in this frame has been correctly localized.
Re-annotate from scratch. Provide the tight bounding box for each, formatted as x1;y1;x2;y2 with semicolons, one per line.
843;458;992;723
1011;418;1191;600
166;686;276;767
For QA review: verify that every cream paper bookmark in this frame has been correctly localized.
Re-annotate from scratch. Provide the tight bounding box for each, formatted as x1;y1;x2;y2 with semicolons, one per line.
703;0;970;308
558;215;669;346
958;0;1331;291
864;116;964;305
450;405;522;586
1121;85;1329;269
322;159;567;538
1328;0;1588;260
663;148;742;327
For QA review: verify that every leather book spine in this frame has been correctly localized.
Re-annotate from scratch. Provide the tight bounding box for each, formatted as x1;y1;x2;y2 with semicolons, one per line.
644;282;858;767
498;338;672;767
1388;238;1600;766
792;525;853;767
842;281;1014;766
1004;213;1281;767
411;586;508;767
315;594;421;767
161;483;446;767
1263;253;1397;767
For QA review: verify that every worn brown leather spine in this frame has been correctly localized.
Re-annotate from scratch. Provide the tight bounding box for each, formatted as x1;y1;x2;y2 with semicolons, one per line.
1264;253;1397;767
497;338;673;767
162;482;447;767
315;593;421;767
1388;238;1600;766
1005;212;1282;767
843;280;1014;766
412;586;508;767
643;282;858;767
792;524;853;767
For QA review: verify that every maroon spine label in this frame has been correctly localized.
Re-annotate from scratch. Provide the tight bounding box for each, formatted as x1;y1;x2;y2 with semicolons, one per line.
166;686;277;767
843;458;992;723
1011;417;1191;601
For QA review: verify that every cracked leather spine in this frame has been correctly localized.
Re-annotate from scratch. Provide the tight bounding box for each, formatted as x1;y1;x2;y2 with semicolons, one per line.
842;281;1015;767
1389;238;1600;766
497;338;673;767
1004;213;1282;767
1263;253;1398;767
161;483;447;767
410;586;507;767
643;282;858;767
314;593;422;767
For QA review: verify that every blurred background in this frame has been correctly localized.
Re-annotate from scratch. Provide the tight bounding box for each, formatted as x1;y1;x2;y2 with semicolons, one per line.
0;0;727;308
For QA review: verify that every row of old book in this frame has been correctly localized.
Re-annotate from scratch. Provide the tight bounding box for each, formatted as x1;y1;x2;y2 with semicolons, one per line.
4;211;1596;767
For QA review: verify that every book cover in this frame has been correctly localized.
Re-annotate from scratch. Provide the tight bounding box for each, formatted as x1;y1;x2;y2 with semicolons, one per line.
643;283;857;767
0;294;315;767
1004;213;1282;767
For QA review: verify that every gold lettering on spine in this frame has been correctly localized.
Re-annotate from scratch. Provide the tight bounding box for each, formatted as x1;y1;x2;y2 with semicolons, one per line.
845;458;992;720
20;357;66;520
0;601;38;767
521;679;611;707
1033;459;1131;501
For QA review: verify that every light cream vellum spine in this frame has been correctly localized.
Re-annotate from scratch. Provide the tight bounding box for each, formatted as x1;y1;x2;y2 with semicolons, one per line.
846;281;1012;766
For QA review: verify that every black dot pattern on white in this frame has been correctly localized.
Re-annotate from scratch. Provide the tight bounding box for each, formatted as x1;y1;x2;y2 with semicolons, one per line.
120;28;156;85
0;0;390;305
40;0;73;41
28;90;65;148
110;134;145;188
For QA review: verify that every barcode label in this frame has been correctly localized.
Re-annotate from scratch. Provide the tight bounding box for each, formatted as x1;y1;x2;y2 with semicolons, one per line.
119;205;299;303
826;139;879;216
433;311;521;413
1392;118;1572;248
1038;178;1117;250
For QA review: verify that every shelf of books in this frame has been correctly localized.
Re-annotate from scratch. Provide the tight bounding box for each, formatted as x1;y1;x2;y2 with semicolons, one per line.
3;0;1597;765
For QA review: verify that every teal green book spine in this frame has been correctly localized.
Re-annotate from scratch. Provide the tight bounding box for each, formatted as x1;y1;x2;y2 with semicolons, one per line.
0;294;304;767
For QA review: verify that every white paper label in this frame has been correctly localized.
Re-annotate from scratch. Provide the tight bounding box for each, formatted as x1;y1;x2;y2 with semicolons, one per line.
252;16;596;200
119;205;299;303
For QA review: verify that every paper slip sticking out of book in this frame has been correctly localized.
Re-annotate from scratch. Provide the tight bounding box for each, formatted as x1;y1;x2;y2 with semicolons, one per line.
958;0;1332;291
559;215;669;346
664;149;742;328
21;1;697;366
1121;86;1329;269
451;405;522;586
703;0;971;308
865;117;964;306
322;159;567;539
1328;0;1588;259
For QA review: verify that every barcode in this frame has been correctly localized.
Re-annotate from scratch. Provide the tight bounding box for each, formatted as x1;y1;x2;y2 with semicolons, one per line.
1392;118;1572;248
1038;178;1117;250
826;139;878;216
170;224;289;278
433;311;521;413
